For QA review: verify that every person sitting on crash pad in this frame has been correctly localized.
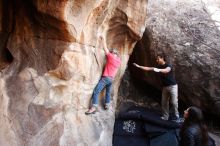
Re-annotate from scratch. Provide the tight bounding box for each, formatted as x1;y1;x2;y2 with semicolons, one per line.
180;106;209;146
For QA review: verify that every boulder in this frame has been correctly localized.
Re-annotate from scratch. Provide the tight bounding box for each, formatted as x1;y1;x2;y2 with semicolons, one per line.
130;0;220;117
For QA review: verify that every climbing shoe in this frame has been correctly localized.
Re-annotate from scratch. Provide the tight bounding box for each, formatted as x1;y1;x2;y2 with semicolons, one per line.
85;106;96;115
104;104;110;110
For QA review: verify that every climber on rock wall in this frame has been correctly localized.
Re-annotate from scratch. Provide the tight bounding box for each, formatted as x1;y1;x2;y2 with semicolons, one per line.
85;36;121;115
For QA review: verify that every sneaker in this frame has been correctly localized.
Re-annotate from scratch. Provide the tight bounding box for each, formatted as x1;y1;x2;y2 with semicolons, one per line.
171;118;184;123
161;116;168;120
85;106;96;115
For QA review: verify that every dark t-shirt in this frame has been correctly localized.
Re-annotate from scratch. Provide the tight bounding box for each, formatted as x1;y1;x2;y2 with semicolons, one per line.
158;63;177;87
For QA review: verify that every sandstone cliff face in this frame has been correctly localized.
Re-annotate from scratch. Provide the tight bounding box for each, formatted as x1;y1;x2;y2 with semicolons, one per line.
130;0;220;117
0;0;147;146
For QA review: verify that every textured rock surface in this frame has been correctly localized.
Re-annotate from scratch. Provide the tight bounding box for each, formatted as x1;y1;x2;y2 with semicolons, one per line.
130;0;220;117
0;0;147;146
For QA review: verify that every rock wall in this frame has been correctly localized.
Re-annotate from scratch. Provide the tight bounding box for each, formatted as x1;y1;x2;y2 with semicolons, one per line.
0;0;147;146
130;0;220;117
